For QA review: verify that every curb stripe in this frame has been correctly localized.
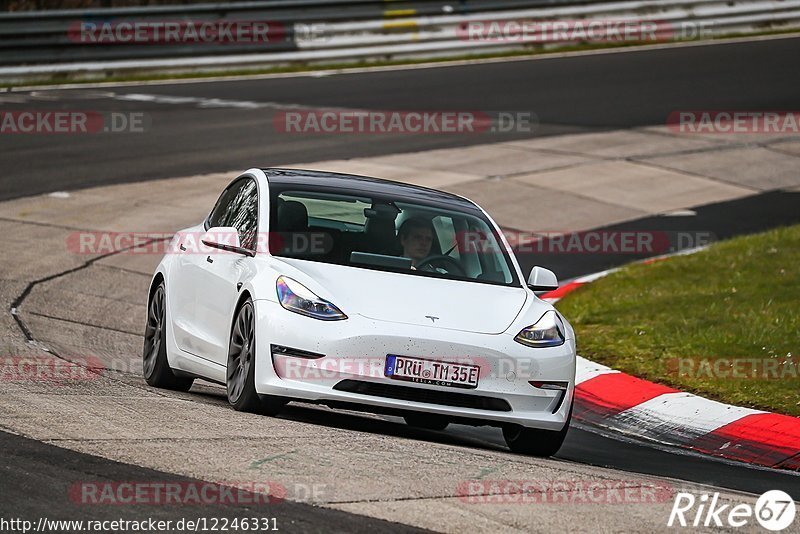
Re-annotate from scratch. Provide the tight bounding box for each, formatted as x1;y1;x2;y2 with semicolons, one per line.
539;281;584;301
574;269;617;284
575;356;618;385
607;392;764;444
690;413;800;468
776;454;800;471
574;373;676;425
539;268;616;303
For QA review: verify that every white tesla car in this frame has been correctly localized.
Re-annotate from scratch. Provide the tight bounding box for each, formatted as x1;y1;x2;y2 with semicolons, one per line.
143;168;576;456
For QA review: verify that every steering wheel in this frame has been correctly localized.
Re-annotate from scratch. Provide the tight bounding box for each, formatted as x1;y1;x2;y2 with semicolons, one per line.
417;254;466;277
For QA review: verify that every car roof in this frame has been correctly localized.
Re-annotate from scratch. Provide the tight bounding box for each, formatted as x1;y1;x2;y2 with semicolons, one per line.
261;168;480;211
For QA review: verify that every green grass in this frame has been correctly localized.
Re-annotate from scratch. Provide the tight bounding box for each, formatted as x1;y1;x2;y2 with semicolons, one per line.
5;29;800;89
557;224;800;416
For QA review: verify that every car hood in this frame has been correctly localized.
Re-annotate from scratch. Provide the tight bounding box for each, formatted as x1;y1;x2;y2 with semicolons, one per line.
276;258;528;334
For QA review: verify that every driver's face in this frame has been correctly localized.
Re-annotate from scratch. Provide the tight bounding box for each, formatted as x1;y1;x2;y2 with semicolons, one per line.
401;227;433;265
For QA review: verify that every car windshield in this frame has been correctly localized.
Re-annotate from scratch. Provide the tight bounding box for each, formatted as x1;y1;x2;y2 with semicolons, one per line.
269;186;520;287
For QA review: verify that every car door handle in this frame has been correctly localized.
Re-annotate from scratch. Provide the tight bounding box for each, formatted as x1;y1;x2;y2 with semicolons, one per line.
206;256;213;263
179;244;187;251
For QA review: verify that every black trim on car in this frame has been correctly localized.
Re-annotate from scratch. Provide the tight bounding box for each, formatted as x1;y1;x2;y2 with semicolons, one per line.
333;379;512;412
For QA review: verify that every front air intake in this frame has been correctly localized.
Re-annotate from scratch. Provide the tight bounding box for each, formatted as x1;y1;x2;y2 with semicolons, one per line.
271;344;325;359
333;380;512;412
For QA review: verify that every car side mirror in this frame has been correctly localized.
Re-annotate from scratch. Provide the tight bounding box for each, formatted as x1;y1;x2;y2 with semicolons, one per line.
201;226;254;257
527;266;558;291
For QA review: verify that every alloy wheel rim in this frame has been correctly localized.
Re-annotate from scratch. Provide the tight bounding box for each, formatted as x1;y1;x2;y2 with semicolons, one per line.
143;286;164;378
227;302;254;403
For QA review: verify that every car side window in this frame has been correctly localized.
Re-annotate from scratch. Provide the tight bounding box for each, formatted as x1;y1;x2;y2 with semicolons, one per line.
207;178;258;251
207;180;246;229
227;180;258;250
432;215;458;259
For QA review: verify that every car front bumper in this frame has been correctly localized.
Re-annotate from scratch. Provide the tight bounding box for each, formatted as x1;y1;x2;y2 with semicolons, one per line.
253;299;576;430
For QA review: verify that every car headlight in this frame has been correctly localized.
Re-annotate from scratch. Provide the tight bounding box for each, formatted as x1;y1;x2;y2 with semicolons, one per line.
514;310;565;347
276;276;347;321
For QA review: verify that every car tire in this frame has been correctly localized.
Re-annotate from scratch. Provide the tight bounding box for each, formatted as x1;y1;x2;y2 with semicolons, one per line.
404;413;449;431
143;282;194;391
502;407;572;457
227;299;286;416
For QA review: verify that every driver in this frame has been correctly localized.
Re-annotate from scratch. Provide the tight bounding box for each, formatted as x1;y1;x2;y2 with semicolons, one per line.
398;217;435;268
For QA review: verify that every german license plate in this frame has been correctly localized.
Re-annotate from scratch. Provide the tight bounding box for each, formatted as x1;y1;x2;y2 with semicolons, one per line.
384;355;479;389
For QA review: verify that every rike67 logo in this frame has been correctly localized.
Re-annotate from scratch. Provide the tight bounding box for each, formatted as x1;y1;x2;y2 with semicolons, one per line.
669;490;796;531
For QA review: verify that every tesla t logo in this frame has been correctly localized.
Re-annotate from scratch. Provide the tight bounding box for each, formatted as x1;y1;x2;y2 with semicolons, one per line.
425;316;439;323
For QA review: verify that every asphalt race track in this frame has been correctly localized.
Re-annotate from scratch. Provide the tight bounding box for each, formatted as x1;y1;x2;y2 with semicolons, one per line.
0;430;427;533
2;35;800;530
1;36;800;200
514;190;800;280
